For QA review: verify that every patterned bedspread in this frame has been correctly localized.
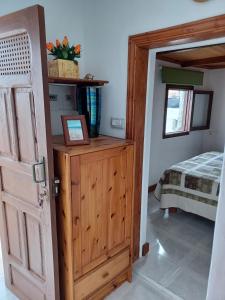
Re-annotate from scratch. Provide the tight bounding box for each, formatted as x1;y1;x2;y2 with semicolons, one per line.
155;152;223;207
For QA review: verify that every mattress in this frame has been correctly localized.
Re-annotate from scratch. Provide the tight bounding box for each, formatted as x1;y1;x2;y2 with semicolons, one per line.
155;151;223;221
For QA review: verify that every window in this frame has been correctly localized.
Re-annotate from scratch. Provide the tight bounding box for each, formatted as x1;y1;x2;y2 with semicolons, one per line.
163;85;193;138
163;85;213;139
190;90;213;131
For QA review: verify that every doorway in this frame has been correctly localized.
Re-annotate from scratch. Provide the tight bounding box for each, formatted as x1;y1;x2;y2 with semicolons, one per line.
126;13;225;300
136;40;225;299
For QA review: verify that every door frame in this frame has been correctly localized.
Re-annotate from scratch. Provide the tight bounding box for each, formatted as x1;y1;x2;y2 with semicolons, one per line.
126;13;225;260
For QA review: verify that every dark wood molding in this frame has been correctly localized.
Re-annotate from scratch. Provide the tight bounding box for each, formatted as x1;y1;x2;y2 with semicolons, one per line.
200;64;225;69
126;13;225;261
126;45;149;261
181;55;225;67
156;54;182;65
48;77;109;86
148;184;157;193
169;208;178;214
142;243;150;257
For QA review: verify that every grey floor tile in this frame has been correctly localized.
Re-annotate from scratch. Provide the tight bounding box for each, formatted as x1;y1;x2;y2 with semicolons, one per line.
167;268;208;300
134;248;180;285
184;249;211;279
106;276;179;300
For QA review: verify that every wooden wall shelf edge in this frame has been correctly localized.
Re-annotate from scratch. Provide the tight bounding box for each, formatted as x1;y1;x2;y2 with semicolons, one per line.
48;76;109;86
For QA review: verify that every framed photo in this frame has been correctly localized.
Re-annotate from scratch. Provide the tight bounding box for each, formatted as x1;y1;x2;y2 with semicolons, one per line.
61;115;90;146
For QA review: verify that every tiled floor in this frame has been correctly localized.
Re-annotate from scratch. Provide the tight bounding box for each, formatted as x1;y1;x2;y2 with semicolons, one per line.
108;193;214;300
0;194;214;300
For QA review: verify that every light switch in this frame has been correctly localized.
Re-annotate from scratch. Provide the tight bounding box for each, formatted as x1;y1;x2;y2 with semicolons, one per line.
111;118;125;129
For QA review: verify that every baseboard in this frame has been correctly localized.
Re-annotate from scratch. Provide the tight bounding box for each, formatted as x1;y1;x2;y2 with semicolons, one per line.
148;184;157;193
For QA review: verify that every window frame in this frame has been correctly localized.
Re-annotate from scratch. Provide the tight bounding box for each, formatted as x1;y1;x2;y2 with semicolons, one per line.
162;84;193;139
190;90;213;131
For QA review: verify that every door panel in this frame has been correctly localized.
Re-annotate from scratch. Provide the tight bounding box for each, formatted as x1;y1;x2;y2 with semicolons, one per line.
10;266;45;300
0;90;11;156
4;202;22;262
25;214;45;278
1;167;38;205
0;6;59;300
14;88;38;163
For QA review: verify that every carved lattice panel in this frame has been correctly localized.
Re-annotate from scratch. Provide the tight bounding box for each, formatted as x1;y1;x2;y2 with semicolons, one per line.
0;32;31;76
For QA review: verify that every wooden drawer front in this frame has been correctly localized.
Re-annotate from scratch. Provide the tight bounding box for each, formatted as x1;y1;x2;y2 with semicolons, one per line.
74;248;130;300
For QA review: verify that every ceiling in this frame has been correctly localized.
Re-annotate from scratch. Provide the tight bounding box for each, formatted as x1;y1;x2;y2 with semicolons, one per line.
157;44;225;69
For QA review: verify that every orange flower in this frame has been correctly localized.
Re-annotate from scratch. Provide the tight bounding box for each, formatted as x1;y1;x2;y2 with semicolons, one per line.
62;36;69;47
74;44;81;54
56;39;61;48
46;42;54;51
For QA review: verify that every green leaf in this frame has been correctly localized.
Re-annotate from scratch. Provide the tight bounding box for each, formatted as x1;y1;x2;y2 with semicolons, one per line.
62;50;68;59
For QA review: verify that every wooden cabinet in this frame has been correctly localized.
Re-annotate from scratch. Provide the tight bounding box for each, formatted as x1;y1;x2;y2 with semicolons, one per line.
53;136;134;299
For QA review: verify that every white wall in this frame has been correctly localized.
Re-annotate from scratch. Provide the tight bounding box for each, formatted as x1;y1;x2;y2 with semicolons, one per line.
207;152;225;300
148;61;208;186
0;0;86;75
3;1;225;138
49;85;77;135
3;1;225;139
81;0;225;138
203;69;225;152
0;1;87;135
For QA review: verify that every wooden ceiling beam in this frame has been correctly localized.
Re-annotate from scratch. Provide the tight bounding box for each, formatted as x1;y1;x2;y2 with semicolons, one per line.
181;55;225;67
196;64;225;69
156;53;182;65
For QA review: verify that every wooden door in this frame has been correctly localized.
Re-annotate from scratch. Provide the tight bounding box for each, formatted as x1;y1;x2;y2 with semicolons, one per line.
73;145;133;278
0;6;59;300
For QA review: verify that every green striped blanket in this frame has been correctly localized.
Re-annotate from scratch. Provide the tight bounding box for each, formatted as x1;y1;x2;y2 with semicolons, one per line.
155;151;223;207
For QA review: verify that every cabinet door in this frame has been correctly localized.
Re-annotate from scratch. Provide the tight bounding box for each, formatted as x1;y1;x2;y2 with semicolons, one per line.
72;145;133;278
106;146;133;253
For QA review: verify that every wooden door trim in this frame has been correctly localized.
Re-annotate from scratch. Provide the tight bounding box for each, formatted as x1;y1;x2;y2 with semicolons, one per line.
126;13;225;260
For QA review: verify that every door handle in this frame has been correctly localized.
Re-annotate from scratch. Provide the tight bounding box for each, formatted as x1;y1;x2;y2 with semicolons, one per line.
32;157;46;186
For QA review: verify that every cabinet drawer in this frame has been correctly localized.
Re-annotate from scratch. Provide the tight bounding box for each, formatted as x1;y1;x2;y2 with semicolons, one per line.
74;248;130;299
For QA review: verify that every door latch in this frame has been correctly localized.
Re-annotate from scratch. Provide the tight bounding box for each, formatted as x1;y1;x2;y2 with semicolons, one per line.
32;157;46;187
53;177;60;197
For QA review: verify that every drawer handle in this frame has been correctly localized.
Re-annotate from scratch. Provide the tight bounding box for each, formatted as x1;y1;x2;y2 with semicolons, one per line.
102;272;109;279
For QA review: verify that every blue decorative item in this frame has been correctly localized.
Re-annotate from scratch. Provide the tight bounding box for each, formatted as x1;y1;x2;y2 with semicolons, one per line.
77;87;101;138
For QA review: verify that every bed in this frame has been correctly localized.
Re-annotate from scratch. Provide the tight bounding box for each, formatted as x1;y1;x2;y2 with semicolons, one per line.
155;151;223;221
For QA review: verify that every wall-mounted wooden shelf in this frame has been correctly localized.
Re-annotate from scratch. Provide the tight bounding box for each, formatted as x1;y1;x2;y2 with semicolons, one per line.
48;76;109;86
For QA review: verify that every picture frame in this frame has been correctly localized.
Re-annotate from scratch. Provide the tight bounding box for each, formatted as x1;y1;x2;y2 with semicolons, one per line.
61;115;90;146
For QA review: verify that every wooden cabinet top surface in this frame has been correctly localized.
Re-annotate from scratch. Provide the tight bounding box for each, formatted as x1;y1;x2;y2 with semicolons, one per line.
52;135;134;156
